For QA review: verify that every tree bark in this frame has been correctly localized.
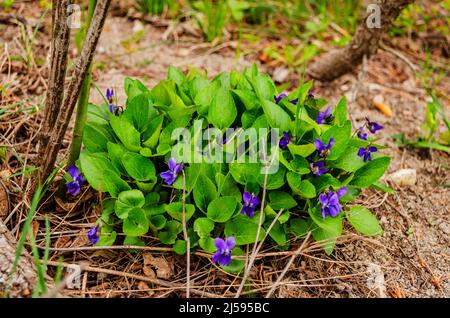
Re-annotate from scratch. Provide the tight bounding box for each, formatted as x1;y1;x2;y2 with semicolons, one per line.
40;0;73;160
40;0;111;182
0;221;37;297
308;0;415;81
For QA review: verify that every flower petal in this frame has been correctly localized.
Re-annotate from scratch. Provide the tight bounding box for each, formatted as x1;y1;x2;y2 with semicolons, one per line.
174;163;183;175
314;139;324;151
250;195;260;208
67;181;80;196
242;191;251;205
214;238;226;251
168;157;176;170
225;237;236;250
336;187;347;197
327;137;335;149
357;147;365;157
319;193;328;204
68;165;79;179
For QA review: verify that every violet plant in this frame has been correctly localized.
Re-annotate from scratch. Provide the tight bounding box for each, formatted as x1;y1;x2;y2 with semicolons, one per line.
77;65;390;270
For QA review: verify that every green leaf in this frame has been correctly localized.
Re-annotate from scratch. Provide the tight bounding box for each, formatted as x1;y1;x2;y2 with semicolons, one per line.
289;219;310;237
208;88;237;129
252;74;276;101
224;217;266;245
221;247;245;273
232;89;259;110
199;236;216;253
290;156;311;174
97;230;117;246
107;142;127;174
124;93;157;133
124;77;150;99
266;222;287;246
347;206;383;236
142;115;164;149
79;152;120;194
193;217;215;237
165;202;195;222
333;146;367;172
288;143;316;157
159;220;183;244
322;120;352;160
150;215;166;230
207;196;237;223
172;163;202;193
312;226;339;255
286;172;316;198
173;240;187;255
83;122;115;153
216;173;241;200
123;207;149;236
193;175;218;212
350;157;391;188
168;66;186;86
109;115;141;152
310;173;341;193
371;181;395;194
308;205;343;234
261;100;291;132
115;189;145;219
102;170;131;197
229;161;260;185
334;96;347;125
269;191;297;210
123;236;145;247
258;165;286;190
121;152;156;182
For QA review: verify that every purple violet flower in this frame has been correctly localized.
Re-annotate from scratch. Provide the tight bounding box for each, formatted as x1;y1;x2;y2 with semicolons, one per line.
241;191;260;218
67;165;84;196
106;88;114;103
274;93;288;104
366;117;383;134
274;93;299;105
307;91;314;99
316;106;334;124
358;146;377;162
160;157;183;185
314;138;334;158
310;161;328;176
357;127;368;140
106;88;119;116
279;131;291;150
319;187;347;219
87;225;100;244
212;237;236;266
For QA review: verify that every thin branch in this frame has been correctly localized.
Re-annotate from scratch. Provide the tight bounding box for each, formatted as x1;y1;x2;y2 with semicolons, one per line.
40;0;72;157
40;0;111;181
44;260;220;298
235;147;271;298
265;232;311;298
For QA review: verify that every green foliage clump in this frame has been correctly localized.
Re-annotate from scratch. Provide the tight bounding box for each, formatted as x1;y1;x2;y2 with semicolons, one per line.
79;65;390;270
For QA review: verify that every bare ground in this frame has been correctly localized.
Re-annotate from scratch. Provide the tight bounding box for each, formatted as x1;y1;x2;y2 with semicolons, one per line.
0;4;449;298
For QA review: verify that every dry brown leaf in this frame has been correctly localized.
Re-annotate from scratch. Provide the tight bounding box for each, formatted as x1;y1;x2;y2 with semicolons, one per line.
54;236;72;248
143;253;173;279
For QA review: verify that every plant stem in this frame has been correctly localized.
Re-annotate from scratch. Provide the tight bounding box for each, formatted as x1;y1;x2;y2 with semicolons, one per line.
181;170;191;298
67;0;96;166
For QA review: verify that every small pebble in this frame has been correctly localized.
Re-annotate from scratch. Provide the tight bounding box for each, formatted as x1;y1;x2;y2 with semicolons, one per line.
389;169;417;186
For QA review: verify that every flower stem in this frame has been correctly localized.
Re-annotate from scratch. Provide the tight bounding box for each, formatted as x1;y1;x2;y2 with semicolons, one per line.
67;0;96;166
